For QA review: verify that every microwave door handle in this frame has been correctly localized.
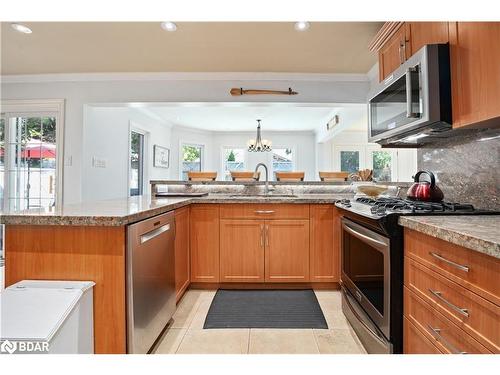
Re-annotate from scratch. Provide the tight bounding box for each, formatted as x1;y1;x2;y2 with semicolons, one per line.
406;67;419;118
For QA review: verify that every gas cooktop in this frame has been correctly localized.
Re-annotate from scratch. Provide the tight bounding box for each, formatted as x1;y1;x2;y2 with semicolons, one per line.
335;196;497;220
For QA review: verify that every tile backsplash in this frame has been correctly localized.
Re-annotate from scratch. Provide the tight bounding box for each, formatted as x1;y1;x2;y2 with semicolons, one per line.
417;128;500;210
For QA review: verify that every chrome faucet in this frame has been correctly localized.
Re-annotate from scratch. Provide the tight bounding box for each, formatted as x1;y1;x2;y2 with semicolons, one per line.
254;163;270;195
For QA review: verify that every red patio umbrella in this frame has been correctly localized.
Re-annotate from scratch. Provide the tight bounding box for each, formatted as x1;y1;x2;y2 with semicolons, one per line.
0;140;56;159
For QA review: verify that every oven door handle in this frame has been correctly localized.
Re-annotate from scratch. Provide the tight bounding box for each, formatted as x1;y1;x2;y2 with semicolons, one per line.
343;223;388;250
343;287;387;345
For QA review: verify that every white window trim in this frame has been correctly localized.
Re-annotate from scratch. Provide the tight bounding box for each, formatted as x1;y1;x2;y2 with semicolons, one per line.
179;142;205;180
270;145;297;180
1;99;65;209
128;122;150;197
220;145;246;181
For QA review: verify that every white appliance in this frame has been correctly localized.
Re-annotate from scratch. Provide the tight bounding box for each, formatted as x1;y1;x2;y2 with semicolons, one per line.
0;280;95;354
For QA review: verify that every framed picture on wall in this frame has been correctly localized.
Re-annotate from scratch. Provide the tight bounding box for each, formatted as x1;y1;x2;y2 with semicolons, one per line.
153;145;170;168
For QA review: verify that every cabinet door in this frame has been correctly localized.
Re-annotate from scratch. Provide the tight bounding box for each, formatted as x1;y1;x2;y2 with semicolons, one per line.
450;22;500;128
174;206;190;301
407;22;449;56
310;205;339;283
190;204;220;283
220;219;265;282
265;220;310;282
379;25;408;81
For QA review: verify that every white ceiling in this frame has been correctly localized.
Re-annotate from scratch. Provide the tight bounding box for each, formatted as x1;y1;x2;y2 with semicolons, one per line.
141;103;340;132
0;22;382;75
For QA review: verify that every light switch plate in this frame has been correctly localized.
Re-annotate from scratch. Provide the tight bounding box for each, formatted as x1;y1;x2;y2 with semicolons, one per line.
64;156;72;166
92;156;107;168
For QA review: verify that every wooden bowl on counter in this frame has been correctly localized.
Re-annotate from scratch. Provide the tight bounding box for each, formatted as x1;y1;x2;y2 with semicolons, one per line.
356;184;389;197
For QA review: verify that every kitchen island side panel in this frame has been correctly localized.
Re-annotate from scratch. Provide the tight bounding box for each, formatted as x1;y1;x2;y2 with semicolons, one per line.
4;225;127;354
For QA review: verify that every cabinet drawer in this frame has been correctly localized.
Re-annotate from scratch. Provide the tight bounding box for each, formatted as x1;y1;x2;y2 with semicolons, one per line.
405;257;500;353
405;229;500;305
220;204;309;220
404;287;491;354
404;317;442;354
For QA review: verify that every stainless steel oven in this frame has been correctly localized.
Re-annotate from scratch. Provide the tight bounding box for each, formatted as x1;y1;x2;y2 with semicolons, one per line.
368;44;452;146
340;218;392;353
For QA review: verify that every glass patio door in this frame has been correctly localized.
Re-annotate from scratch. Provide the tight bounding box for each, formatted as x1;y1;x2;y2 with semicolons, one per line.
0;113;58;211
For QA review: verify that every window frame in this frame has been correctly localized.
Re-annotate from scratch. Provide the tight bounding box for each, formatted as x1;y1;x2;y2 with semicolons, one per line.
128;123;149;197
1;99;65;210
270;145;297;181
179;142;205;180
220;145;246;181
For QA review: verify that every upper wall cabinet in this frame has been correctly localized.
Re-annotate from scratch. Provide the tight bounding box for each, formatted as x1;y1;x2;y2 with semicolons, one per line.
372;22;500;129
449;22;500;128
378;25;408;82
376;22;449;82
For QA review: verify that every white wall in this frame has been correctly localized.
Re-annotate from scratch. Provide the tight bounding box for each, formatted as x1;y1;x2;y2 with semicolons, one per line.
322;130;417;182
1;73;370;203
82;107;172;202
169;127;316;181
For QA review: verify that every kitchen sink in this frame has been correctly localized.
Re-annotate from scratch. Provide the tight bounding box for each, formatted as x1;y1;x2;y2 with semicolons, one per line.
228;194;298;198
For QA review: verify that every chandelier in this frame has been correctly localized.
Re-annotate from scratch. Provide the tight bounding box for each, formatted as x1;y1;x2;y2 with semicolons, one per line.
247;119;272;152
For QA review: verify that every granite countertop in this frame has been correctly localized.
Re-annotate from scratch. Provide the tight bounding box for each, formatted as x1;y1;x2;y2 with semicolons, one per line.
399;216;500;259
0;193;349;226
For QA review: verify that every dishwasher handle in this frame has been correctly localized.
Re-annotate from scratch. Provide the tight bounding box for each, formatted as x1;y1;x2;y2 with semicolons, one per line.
140;223;171;244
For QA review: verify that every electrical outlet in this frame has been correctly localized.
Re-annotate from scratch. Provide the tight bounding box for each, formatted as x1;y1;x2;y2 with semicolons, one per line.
92;156;107;168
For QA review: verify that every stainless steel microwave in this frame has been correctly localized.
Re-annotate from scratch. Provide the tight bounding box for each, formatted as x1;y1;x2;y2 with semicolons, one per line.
368;44;452;147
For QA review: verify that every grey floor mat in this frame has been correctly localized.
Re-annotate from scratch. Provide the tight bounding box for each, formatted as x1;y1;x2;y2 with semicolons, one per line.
203;289;328;329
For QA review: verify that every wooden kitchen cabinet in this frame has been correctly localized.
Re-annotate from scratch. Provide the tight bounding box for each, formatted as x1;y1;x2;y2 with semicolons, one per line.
374;22;500;128
309;205;340;283
449;22;500;128
378;24;408;81
220;219;265;282
407;22;449;56
404;228;500;354
265;219;310;282
190;204;220;283
174;206;190;302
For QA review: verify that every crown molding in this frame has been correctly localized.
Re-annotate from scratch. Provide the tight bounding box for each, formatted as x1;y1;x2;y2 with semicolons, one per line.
1;71;370;84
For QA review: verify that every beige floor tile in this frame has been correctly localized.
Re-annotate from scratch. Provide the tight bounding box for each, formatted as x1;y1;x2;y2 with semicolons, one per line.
314;329;367;354
170;290;205;328
322;309;352;329
153;328;187;354
188;298;212;330
249;329;319;354
176;329;250;354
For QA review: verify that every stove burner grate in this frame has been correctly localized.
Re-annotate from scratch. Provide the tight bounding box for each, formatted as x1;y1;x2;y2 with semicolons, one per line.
356;197;476;213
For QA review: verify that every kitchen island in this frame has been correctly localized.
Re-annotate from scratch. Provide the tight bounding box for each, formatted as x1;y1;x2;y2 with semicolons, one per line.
0;190;349;354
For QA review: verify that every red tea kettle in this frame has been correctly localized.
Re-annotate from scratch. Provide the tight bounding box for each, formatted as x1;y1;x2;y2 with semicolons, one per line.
406;171;444;202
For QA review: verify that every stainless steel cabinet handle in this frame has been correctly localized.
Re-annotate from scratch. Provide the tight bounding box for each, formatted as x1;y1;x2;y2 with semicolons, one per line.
265;225;269;247
254;210;275;214
428;289;469;317
406;67;419;118
429;252;470;272
140;223;171;244
260;224;264;248
427;325;467;354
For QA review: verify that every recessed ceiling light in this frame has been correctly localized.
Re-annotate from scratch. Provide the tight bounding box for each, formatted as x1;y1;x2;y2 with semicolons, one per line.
11;23;32;34
160;22;177;32
294;21;310;31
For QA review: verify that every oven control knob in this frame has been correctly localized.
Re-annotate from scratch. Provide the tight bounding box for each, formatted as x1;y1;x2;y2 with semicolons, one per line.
376;206;386;216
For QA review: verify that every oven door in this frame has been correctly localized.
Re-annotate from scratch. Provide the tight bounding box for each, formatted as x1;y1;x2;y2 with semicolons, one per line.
341;218;391;339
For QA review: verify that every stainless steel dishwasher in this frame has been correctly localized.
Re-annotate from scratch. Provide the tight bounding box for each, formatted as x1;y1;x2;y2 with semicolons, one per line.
127;211;176;354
